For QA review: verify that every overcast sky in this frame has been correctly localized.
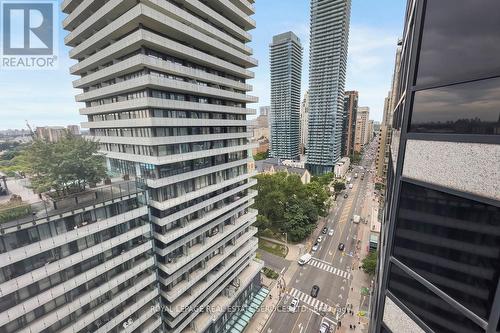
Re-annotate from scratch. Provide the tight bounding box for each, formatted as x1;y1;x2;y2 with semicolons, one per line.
0;0;406;130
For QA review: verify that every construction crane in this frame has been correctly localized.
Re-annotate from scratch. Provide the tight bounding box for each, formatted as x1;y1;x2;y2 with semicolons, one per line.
25;120;35;138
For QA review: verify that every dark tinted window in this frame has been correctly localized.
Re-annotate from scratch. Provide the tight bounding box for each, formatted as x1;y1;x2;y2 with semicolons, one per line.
388;264;484;333
380;324;392;333
416;0;500;86
392;182;500;319
410;77;500;134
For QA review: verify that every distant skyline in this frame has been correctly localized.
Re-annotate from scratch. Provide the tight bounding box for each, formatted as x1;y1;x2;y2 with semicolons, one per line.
0;0;405;130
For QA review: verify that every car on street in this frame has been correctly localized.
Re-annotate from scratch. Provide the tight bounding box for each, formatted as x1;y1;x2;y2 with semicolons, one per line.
288;297;299;312
298;253;312;265
328;229;334;236
319;322;330;333
311;285;320;298
338;243;345;251
317;236;323;243
322;227;328;234
344;193;349;198
312;243;319;251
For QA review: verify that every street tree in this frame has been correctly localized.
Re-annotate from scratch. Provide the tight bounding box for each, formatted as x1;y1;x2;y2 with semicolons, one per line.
361;251;378;276
24;134;106;195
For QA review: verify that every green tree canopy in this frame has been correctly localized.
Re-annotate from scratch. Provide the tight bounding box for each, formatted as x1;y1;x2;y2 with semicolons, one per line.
253;172;330;242
253;150;269;161
333;181;346;193
361;251;378;276
24;134;106;195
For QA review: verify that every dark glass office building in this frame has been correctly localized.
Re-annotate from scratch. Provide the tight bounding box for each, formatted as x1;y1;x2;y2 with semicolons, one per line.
370;1;500;332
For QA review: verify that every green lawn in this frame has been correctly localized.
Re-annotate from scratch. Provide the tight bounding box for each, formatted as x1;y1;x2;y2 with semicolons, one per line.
258;238;288;257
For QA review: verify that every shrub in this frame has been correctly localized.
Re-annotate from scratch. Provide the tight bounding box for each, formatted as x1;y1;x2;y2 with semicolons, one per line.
262;267;279;279
0;203;32;223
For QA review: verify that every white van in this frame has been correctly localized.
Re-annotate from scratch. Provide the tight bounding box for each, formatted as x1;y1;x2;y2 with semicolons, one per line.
298;253;312;265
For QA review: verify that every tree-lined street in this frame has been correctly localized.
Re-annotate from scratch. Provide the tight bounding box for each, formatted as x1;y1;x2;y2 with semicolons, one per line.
255;139;379;333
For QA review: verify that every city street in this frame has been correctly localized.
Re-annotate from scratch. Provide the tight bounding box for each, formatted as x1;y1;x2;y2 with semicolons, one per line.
261;141;378;333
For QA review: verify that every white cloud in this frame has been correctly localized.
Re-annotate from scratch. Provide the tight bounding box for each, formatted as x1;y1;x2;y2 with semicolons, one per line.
346;25;400;121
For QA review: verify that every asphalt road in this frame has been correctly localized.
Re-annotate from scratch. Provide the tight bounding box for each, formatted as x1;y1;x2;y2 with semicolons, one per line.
257;249;290;274
263;141;378;333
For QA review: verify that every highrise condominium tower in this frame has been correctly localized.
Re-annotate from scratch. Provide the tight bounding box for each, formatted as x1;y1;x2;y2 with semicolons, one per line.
306;0;351;174
371;0;500;332
299;90;310;155
342;91;358;157
63;1;263;332
269;31;302;160
354;106;370;152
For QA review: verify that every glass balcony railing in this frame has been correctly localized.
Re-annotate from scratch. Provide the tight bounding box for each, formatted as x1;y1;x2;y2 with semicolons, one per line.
0;178;146;228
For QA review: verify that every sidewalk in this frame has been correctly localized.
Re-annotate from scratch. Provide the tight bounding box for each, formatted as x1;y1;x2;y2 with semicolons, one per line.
244;260;300;333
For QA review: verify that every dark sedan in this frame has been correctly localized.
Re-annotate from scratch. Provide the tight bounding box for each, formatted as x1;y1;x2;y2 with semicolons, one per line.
311;285;320;298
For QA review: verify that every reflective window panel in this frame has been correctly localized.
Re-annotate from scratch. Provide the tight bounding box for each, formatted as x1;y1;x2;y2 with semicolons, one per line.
392;182;500;319
410;77;500;134
416;0;500;86
388;264;484;333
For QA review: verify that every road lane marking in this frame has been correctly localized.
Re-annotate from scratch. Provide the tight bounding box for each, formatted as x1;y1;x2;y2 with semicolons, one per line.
289;288;332;313
307;258;351;279
303;311;315;333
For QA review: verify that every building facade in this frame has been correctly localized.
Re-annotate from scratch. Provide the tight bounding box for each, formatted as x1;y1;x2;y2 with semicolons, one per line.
306;0;351;174
63;1;263;332
35;126;66;143
376;42;402;181
371;1;500;332
334;157;350;178
259;106;270;117
367;120;374;142
0;180;160;333
342;90;358;157
269;31;302;160
250;107;270;156
299;90;310;155
354;107;370;152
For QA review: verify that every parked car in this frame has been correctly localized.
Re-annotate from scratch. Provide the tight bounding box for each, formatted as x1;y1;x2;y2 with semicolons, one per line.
317;236;323;243
312;243;319;251
344;193;349;198
338;243;345;251
288;297;299;312
319;322;330;333
328;229;334;236
322;227;328;234
311;285;320;298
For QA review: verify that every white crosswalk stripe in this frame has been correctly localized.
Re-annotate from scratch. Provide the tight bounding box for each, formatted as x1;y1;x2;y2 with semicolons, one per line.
308;258;351;279
289;288;332;312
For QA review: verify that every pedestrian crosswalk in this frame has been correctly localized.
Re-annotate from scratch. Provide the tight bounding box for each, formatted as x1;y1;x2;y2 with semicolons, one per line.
288;288;332;312
308;258;351;279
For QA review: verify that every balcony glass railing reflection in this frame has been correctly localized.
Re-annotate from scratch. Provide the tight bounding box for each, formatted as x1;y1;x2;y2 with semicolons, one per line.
0;178;146;227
